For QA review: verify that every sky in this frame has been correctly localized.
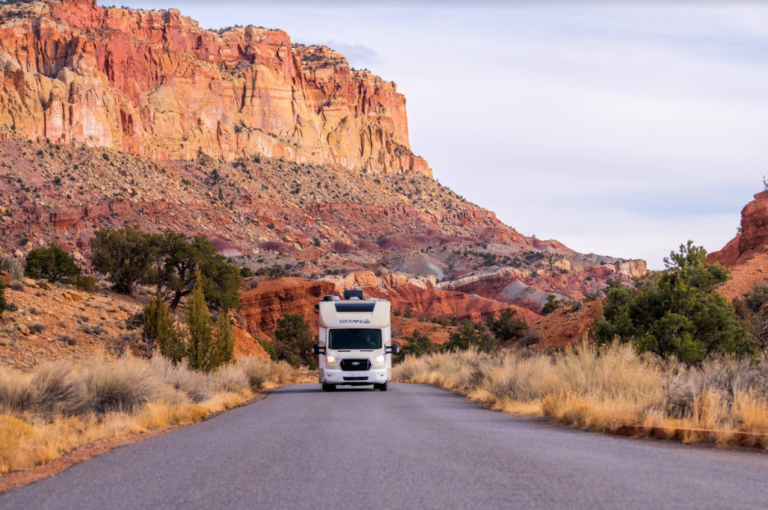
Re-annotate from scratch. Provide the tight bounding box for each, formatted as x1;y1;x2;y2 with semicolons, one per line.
111;1;768;269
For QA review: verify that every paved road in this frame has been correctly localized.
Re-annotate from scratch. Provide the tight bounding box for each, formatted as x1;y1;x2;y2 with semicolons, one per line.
2;383;768;510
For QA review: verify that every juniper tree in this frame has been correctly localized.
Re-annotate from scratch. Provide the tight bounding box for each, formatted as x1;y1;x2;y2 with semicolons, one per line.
145;293;186;364
186;271;215;371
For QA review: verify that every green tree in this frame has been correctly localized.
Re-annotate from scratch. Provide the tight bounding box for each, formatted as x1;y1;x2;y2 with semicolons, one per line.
213;310;235;368
273;314;317;369
91;226;156;294
596;241;759;364
445;320;498;352
186;272;215;371
153;231;243;311
145;293;186;364
542;294;563;315
25;245;81;282
487;309;528;342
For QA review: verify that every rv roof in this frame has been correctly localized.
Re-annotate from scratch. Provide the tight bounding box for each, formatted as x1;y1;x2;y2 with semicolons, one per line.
334;302;375;313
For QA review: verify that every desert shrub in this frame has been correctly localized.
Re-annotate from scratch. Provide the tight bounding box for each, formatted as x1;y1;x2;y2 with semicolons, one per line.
29;324;46;334
445;320;498;352
0;371;36;413
29;362;87;415
273;313;317;369
60;335;77;346
83;357;169;413
596;241;759;364
213;364;248;393
542;294;563;315
0;255;23;281
24;245;81;283
258;339;278;361
0;281;6;317
255;264;286;278
240;267;253;278
487;308;528;342
74;276;98;293
238;357;273;390
395;329;439;364
270;361;296;385
150;357;210;403
9;281;24;292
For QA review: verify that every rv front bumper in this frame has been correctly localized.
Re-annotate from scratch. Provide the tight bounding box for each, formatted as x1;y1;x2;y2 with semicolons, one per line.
323;369;388;385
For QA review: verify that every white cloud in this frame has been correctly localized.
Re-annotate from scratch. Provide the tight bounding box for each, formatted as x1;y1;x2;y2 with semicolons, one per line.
112;2;768;269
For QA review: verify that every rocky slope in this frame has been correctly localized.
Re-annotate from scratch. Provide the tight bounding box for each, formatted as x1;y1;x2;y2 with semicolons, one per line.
0;278;268;369
0;0;646;348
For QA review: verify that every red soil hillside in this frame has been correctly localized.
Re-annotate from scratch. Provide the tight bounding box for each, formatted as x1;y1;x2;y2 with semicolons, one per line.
530;301;605;351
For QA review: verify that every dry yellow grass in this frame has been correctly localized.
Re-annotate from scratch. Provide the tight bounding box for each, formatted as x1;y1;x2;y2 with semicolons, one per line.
0;356;298;475
394;342;768;449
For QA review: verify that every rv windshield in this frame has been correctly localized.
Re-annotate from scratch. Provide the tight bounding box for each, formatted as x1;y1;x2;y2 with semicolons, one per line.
329;329;382;350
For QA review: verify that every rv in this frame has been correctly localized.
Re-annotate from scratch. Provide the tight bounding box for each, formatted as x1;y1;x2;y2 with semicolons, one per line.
313;290;399;392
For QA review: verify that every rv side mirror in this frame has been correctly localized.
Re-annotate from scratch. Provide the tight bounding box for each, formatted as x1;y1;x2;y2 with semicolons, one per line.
313;343;325;355
391;342;400;355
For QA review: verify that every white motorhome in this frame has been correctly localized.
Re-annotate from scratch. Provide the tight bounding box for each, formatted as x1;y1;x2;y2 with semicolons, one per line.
314;290;400;392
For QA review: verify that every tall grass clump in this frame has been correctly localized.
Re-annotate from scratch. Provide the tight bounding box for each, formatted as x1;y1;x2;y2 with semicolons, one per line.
0;255;23;282
394;342;768;448
0;355;297;475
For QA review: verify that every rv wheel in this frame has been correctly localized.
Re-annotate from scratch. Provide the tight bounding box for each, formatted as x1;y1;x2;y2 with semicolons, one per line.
376;382;388;392
322;383;336;392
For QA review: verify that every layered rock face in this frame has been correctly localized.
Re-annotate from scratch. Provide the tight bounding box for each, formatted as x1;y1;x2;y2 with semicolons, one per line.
239;277;335;339
0;0;429;175
709;191;768;267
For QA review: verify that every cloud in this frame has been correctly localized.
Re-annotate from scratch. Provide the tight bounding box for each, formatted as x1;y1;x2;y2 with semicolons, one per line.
319;41;382;68
108;1;768;269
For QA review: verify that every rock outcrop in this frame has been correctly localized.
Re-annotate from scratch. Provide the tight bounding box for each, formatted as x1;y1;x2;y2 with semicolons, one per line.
709;191;768;267
0;0;430;176
239;277;335;339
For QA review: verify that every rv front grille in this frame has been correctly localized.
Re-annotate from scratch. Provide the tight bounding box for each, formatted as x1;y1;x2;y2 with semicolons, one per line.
340;359;371;371
343;377;369;381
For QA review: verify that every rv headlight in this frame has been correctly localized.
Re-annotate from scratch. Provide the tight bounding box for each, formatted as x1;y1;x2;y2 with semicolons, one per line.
373;355;385;365
326;355;337;365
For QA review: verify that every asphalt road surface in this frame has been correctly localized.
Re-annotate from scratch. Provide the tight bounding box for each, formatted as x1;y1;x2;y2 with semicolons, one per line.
2;383;768;510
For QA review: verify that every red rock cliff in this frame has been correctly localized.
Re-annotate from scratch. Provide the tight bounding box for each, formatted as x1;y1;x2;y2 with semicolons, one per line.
0;0;430;176
709;191;768;267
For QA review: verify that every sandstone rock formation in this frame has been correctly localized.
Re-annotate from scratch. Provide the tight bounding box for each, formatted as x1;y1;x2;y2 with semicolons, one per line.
709;191;768;267
0;0;430;176
239;277;334;339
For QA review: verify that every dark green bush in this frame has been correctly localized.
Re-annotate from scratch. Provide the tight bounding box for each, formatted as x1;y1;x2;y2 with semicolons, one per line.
25;245;81;283
273;314;317;369
596;241;759;364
